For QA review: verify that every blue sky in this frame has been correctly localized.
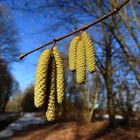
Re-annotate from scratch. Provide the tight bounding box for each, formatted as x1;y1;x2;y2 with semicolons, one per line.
2;1;54;91
3;1;71;91
12;15;53;91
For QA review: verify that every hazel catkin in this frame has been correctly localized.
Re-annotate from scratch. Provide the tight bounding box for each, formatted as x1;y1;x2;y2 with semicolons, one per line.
69;36;80;71
81;31;96;72
34;49;50;108
53;46;64;104
76;39;86;84
46;57;56;121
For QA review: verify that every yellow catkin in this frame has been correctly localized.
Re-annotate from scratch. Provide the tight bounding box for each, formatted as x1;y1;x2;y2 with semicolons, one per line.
53;46;64;104
76;39;86;84
69;36;80;71
46;57;56;121
34;49;50;108
81;31;96;72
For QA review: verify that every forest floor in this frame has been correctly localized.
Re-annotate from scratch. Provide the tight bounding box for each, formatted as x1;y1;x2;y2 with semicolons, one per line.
8;121;140;140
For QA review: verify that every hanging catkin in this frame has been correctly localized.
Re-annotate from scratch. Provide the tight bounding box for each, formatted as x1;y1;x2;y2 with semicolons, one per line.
81;31;96;72
76;39;86;84
46;56;56;121
69;36;80;71
34;49;50;108
53;46;64;104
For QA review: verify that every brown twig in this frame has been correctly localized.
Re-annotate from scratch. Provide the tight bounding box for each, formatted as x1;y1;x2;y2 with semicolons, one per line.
19;0;131;60
50;40;56;55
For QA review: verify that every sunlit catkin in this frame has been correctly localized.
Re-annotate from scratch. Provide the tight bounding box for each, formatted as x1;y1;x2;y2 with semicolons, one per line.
34;49;50;108
46;57;56;121
69;36;80;71
53;46;64;104
76;39;86;84
81;31;96;72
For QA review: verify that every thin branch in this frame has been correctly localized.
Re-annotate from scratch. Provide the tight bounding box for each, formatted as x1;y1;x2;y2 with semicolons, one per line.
19;0;131;60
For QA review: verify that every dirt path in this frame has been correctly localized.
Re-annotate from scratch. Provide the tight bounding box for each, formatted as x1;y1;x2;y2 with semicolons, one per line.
9;121;140;140
96;127;140;140
9;121;109;140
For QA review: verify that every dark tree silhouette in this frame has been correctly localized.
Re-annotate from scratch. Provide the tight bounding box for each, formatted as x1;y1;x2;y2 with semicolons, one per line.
0;3;19;112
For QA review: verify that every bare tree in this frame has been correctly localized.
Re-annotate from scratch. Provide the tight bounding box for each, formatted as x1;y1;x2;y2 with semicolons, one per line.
0;3;20;112
0;4;19;62
12;0;140;125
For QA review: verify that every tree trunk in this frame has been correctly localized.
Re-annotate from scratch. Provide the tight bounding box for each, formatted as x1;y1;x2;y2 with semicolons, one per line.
88;78;99;122
105;44;115;125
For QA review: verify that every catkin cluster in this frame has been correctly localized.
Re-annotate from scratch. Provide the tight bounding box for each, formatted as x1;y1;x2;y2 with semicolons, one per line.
76;40;86;84
53;47;64;104
81;31;96;72
34;49;50;108
34;47;64;121
69;31;96;84
69;36;80;71
46;57;56;121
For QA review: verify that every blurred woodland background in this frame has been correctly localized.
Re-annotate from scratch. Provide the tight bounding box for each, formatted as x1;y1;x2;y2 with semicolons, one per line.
0;0;140;139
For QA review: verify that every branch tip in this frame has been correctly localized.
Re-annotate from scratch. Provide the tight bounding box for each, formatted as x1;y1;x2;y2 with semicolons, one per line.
19;54;26;60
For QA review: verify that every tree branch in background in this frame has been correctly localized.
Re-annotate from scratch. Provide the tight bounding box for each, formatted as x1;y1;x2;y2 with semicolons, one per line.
19;0;131;60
